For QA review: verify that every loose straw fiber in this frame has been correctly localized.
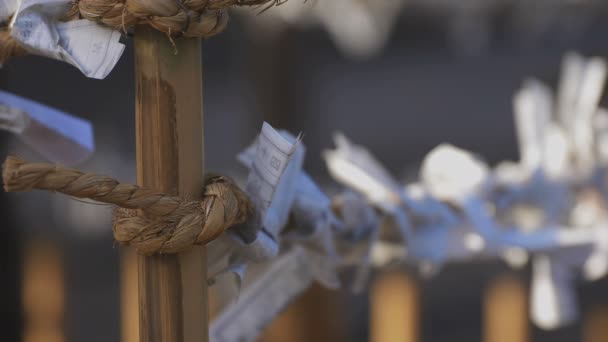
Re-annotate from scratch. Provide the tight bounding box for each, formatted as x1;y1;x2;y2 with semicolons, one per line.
2;156;254;255
0;0;285;64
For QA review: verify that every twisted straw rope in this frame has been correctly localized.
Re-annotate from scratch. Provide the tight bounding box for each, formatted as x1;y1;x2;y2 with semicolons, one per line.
2;156;254;255
72;0;282;37
0;0;285;64
0;30;26;65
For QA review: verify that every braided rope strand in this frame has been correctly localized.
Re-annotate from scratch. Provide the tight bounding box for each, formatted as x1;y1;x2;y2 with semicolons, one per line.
0;0;286;64
2;156;254;255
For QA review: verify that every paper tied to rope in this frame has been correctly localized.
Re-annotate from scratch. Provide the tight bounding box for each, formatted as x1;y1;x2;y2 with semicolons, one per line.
211;124;357;342
531;252;586;330
1;0;125;79
324;133;462;267
209;124;310;342
508;62;599;239
416;144;496;263
210;246;314;342
422;142;596;253
207;123;303;288
527;190;605;330
283;170;344;289
213;123;344;289
331;190;382;292
323;133;410;243
1;0;290;77
513;53;608;330
0;90;94;165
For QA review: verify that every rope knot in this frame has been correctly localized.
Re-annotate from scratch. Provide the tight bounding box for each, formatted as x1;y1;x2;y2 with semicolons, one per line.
2;156;253;255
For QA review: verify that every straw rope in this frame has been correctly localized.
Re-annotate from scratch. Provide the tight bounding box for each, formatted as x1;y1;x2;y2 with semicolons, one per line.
0;30;26;65
2;156;254;255
0;0;285;64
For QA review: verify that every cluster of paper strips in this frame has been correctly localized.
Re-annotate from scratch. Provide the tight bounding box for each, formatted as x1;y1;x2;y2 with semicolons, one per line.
0;0;125;79
1;50;607;339
208;52;608;340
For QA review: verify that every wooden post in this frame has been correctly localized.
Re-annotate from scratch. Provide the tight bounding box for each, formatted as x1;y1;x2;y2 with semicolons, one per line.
483;275;528;342
121;249;139;342
370;271;420;342
134;28;207;342
23;239;65;342
583;306;608;342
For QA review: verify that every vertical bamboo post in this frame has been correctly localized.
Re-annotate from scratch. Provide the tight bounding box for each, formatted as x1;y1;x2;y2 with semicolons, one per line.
134;27;207;342
23;239;64;342
121;249;139;342
370;271;420;342
583;306;608;342
483;275;528;342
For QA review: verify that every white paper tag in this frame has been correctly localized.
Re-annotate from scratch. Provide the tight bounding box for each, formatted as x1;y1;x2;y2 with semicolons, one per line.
9;0;125;79
263;136;304;238
531;256;579;330
514;80;551;172
210;246;313;342
324;132;401;206
207;124;303;294
0;0;18;23
324;133;412;241
420;143;490;201
0;103;28;134
56;20;125;79
246;123;302;237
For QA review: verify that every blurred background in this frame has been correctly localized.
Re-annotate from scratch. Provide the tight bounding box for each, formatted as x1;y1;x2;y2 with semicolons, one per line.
2;1;608;341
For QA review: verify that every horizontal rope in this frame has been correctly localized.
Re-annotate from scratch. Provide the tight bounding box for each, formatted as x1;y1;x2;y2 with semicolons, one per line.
2;156;254;255
0;0;284;64
0;30;26;66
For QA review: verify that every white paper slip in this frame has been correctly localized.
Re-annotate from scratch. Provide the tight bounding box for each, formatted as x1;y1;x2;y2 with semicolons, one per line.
420;144;490;202
0;90;94;165
263;137;304;238
210;246;313;342
531;256;579;330
557;52;585;128
514;81;550;172
9;0;125;79
324;132;401;206
324;133;412;239
0;0;18;23
56;20;125;79
245;123;302;238
206;125;304;294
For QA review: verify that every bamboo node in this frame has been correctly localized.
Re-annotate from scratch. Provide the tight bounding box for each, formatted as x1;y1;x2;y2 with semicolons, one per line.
2;155;254;255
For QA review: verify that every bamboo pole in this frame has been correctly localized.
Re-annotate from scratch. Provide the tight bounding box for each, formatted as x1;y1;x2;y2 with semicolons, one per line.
261;284;348;342
583;306;608;342
23;239;64;342
134;28;207;342
483;275;528;342
370;271;420;342
121;249;139;342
